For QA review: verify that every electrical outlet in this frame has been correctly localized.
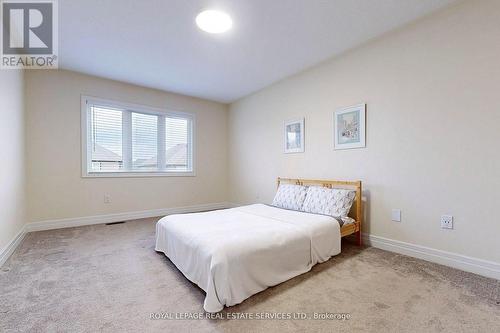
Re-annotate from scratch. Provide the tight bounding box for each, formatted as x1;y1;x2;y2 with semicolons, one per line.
392;209;401;222
441;215;453;229
104;194;111;204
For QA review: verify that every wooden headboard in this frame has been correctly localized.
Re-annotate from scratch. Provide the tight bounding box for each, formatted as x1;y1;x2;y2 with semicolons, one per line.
277;177;363;245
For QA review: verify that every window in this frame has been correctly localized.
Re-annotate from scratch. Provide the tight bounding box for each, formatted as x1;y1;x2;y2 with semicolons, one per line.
82;96;194;177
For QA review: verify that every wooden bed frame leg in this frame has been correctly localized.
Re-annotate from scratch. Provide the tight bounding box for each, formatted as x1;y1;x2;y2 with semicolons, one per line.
356;231;362;246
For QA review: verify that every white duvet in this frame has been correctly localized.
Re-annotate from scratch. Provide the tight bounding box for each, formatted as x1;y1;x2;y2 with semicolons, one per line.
155;204;341;312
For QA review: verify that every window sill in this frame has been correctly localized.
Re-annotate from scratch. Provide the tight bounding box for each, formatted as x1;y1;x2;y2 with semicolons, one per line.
82;171;195;178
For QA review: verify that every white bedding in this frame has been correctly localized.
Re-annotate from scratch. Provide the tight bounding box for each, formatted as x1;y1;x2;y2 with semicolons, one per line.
155;204;341;312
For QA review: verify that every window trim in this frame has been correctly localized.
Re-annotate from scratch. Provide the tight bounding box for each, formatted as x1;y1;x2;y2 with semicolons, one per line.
81;95;196;178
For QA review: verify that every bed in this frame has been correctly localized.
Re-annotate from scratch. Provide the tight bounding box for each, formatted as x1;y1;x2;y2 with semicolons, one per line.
155;178;362;312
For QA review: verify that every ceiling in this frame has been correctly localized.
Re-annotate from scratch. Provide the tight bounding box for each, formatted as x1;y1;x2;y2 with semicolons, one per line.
59;0;457;103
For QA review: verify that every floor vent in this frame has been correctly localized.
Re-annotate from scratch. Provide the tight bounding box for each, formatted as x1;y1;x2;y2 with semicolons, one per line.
105;221;126;226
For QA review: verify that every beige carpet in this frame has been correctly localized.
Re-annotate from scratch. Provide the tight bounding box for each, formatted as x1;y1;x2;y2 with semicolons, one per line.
1;217;499;333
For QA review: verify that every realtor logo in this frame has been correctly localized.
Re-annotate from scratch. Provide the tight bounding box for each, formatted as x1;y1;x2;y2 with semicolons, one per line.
1;0;58;69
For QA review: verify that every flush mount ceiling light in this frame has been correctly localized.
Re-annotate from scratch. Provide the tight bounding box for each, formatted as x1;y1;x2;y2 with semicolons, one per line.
196;10;232;34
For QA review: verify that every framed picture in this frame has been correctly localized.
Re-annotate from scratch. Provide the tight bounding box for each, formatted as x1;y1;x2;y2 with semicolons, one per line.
284;118;305;153
334;104;366;150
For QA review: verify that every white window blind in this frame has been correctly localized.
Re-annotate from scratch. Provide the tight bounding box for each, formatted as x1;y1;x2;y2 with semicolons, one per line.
82;97;194;177
166;117;191;171
131;112;158;171
90;107;123;172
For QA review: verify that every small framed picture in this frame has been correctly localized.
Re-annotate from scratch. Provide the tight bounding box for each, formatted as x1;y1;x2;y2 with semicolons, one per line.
284;118;305;153
334;104;366;150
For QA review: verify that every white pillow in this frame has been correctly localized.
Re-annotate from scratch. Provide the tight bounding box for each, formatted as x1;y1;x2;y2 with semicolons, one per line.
340;216;356;226
302;186;356;217
272;184;307;211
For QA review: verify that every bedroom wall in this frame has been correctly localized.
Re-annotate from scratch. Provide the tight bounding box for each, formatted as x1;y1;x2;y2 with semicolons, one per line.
0;71;26;253
228;0;500;263
25;70;228;222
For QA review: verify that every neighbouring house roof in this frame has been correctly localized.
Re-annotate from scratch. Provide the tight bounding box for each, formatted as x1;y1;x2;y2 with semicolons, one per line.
91;143;187;166
166;143;188;165
92;144;122;162
132;143;188;168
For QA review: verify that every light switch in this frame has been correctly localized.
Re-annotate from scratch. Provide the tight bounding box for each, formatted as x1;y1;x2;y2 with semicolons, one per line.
392;209;401;222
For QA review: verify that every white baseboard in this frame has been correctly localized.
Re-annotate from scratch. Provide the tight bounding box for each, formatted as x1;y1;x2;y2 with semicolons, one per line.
5;206;499;281
25;202;231;232
363;233;500;280
0;225;27;267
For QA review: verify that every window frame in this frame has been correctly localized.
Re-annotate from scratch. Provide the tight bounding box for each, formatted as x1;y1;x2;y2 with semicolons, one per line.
81;95;196;178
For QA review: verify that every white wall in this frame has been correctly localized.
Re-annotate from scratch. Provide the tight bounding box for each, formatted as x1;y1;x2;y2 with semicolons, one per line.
0;71;26;252
26;70;228;222
228;0;500;263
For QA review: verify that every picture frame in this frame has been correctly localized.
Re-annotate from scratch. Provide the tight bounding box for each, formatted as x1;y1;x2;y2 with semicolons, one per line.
284;118;305;153
334;104;366;150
